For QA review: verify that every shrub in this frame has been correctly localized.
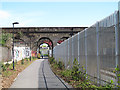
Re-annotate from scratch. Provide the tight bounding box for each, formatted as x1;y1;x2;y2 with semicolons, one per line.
43;54;48;57
1;64;6;71
21;59;24;65
53;63;59;69
49;57;55;64
71;58;82;80
61;70;71;77
37;53;41;59
58;61;65;70
32;57;36;60
3;71;12;77
5;62;10;68
9;64;13;70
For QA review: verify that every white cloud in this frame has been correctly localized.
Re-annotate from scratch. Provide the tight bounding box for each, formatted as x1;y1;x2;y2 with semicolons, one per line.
0;10;11;19
1;0;120;2
0;9;45;27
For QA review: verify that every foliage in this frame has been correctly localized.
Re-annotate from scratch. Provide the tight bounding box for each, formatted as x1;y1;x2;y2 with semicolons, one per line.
43;54;48;57
1;64;6;71
0;33;12;46
58;60;64;70
2;71;12;77
9;64;13;70
5;63;10;68
1;63;10;71
114;65;120;88
18;31;23;37
37;53;41;59
52;63;59;69
49;57;55;64
21;59;24;65
61;69;71;77
71;58;86;81
32;56;36;60
49;57;115;89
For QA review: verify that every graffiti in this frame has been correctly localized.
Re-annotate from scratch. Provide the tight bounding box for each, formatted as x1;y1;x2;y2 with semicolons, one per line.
31;51;37;57
14;47;31;61
14;49;19;59
25;47;30;57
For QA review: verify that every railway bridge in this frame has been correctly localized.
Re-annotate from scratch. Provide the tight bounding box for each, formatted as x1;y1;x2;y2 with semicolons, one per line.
2;27;87;55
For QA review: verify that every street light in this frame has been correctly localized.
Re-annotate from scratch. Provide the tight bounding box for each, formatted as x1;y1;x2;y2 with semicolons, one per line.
12;22;19;70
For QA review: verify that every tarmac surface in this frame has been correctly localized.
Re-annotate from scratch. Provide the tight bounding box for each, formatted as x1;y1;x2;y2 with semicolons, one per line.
10;59;72;89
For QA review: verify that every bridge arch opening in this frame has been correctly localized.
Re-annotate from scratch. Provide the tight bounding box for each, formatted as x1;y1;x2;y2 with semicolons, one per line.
37;37;53;57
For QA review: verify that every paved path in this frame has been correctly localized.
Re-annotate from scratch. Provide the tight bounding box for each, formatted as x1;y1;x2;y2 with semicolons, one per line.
10;59;72;88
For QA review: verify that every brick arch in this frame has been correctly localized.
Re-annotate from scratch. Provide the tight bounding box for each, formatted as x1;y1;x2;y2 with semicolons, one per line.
37;37;53;57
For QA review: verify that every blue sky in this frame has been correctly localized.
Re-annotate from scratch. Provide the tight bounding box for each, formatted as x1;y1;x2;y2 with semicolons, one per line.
0;1;119;27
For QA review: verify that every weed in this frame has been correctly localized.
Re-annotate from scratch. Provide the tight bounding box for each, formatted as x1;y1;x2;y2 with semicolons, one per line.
2;71;12;77
1;64;6;71
21;59;24;65
37;53;41;59
49;57;116;89
5;62;10;68
71;58;81;80
9;64;13;70
49;57;55;64
61;69;71;77
58;60;64;70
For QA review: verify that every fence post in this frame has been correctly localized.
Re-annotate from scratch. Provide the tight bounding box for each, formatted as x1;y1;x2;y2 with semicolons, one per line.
68;39;69;68
115;10;120;86
72;37;74;66
96;22;100;85
85;29;88;75
78;33;80;64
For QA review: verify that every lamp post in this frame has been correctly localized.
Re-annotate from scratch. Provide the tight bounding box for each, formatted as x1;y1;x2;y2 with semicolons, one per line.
12;22;19;70
30;36;31;61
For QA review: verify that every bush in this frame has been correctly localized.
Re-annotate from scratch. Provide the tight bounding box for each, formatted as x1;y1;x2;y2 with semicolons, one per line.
71;58;81;80
21;59;24;65
37;53;41;59
43;54;48;57
58;61;64;70
9;64;13;70
49;57;55;64
3;71;12;77
32;57;36;60
1;62;10;72
1;64;6;71
53;63;59;69
61;70;71;77
5;62;10;68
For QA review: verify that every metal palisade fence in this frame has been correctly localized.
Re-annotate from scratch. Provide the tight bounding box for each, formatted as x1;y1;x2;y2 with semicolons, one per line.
53;10;120;85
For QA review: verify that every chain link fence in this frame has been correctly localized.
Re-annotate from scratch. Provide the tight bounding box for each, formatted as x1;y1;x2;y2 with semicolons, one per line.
53;11;119;85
